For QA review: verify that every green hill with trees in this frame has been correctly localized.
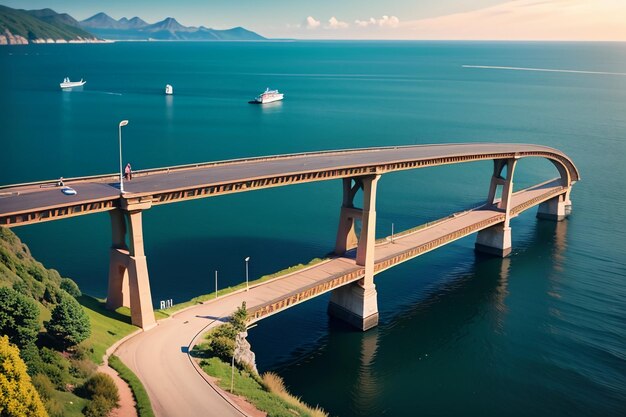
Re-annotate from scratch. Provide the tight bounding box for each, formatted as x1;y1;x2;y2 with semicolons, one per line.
0;227;131;417
0;5;97;44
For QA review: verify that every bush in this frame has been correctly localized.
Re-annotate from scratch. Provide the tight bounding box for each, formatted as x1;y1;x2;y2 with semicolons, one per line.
209;336;235;362
37;347;72;390
0;286;40;349
32;373;55;399
70;357;96;379
83;395;116;417
81;373;119;405
45;294;91;350
0;336;49;417
60;278;81;298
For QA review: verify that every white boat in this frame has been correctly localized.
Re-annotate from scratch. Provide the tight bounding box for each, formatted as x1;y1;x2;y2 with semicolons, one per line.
60;77;86;89
253;88;284;104
165;84;173;95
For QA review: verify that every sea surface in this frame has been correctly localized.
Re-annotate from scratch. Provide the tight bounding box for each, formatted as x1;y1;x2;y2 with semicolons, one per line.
1;41;625;416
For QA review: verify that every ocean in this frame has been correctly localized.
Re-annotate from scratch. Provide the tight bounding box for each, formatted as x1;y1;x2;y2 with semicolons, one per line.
1;41;625;416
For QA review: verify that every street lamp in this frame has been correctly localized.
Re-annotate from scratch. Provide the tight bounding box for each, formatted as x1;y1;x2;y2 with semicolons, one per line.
244;257;250;291
118;120;129;193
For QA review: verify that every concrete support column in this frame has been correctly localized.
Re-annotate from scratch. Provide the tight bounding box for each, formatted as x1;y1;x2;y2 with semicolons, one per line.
334;178;361;255
126;210;156;330
329;175;380;331
106;201;156;331
537;192;571;221
106;210;130;309
476;158;517;257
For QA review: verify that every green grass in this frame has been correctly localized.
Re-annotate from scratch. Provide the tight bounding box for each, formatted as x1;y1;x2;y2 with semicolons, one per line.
47;390;89;417
78;295;139;364
109;355;155;417
158;258;327;316
200;357;325;417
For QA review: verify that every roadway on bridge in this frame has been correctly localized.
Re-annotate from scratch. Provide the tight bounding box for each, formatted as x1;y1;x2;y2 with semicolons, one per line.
0;143;569;222
114;181;563;417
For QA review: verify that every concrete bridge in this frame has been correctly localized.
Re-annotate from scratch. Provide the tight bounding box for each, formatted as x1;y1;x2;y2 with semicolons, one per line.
0;143;579;332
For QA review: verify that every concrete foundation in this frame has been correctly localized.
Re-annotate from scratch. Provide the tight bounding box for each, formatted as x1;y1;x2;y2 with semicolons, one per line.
537;195;571;221
475;224;512;257
328;282;379;331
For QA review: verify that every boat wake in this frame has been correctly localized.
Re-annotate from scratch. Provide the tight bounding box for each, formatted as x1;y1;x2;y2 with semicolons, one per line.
462;65;626;76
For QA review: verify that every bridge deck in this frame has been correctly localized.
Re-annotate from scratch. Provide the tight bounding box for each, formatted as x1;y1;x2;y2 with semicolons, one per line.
0;143;576;226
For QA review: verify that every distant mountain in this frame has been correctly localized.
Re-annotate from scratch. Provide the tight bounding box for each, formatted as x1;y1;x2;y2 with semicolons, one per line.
0;5;99;45
79;12;265;41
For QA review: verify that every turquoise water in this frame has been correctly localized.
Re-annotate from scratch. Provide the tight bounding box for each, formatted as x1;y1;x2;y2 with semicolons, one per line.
2;41;625;416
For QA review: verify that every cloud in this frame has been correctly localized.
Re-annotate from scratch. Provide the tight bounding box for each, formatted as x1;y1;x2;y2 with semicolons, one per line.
399;0;626;41
327;16;349;29
354;16;400;28
304;16;320;29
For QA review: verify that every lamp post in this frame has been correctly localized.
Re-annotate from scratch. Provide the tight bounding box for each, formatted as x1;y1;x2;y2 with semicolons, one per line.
215;270;218;299
118;120;129;193
244;257;250;291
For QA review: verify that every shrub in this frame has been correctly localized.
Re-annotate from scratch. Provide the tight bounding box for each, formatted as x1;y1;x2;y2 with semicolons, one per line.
83;395;116;417
0;286;40;349
45;294;91;350
0;336;49;417
81;373;119;405
231;301;248;332
32;373;55;399
70;357;96;379
60;278;82;298
209;336;235;362
42;397;64;417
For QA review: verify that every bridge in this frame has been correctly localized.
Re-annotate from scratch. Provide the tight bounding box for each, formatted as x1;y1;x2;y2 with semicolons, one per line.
0;143;579;333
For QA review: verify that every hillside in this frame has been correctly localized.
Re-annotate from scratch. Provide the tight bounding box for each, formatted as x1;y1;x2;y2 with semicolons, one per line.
0;227;139;416
0;5;98;45
80;12;265;41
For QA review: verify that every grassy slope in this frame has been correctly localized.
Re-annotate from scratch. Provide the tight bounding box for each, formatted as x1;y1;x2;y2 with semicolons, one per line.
200;357;326;417
0;5;95;40
78;295;138;364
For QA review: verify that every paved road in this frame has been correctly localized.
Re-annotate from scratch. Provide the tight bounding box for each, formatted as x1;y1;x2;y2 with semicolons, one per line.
114;181;564;417
0;143;578;223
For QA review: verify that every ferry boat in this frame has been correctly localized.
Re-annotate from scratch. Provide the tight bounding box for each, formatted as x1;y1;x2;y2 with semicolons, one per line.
60;77;86;89
165;84;173;95
253;88;284;104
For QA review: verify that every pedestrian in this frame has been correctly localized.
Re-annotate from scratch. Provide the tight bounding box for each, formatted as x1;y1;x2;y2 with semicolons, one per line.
57;177;64;186
125;163;132;180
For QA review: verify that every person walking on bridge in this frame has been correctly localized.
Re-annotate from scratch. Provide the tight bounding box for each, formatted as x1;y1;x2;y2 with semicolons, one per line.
125;163;132;180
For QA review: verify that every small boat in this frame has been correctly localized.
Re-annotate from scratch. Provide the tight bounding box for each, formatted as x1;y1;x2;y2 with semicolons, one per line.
61;186;77;196
60;77;86;89
252;88;284;104
165;84;173;95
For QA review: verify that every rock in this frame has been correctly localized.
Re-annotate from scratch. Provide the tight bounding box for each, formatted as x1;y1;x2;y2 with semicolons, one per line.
234;331;258;374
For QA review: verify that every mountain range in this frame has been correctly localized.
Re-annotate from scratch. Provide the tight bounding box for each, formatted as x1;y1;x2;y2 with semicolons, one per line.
80;12;265;41
0;5;265;45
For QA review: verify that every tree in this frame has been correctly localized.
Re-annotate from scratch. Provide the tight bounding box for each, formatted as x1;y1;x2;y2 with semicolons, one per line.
0;286;40;349
0;335;49;417
45;294;91;350
60;278;81;299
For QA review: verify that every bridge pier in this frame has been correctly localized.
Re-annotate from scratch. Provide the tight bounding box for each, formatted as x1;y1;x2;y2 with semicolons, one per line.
475;158;517;257
537;193;571;221
106;202;156;330
329;175;380;331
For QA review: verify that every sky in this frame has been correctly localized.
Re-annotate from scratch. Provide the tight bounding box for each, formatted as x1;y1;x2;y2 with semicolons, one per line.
3;0;626;41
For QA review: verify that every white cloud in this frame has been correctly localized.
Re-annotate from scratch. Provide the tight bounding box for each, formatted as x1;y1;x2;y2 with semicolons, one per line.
327;16;349;29
354;16;400;28
304;16;320;29
399;0;626;41
378;15;400;28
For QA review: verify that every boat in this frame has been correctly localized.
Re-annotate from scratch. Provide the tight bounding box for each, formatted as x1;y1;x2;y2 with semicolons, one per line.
253;88;284;104
60;77;86;89
165;84;173;95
